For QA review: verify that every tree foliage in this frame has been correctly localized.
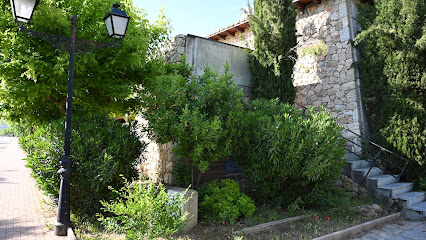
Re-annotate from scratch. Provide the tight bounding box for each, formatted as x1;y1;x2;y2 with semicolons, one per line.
248;0;297;102
21;113;143;216
355;0;426;174
141;62;245;175
0;0;169;125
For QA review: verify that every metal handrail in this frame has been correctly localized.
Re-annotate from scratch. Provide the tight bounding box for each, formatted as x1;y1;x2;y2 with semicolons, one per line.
293;102;410;180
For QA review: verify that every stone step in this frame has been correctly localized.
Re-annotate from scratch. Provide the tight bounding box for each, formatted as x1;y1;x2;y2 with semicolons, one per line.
342;160;371;177
344;152;362;161
392;192;425;208
404;201;426;220
348;160;371;170
376;182;413;198
351;167;384;184
365;174;399;193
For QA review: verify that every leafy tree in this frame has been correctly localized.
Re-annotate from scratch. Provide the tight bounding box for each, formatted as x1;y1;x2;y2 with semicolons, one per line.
141;62;245;185
0;0;169;125
248;0;297;102
356;1;425;178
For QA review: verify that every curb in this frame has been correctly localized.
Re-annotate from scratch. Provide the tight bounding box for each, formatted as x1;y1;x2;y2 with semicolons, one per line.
233;215;308;235
68;227;78;240
313;212;401;240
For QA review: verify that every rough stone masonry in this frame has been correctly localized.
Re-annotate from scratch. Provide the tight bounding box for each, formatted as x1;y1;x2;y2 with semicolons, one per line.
293;0;366;152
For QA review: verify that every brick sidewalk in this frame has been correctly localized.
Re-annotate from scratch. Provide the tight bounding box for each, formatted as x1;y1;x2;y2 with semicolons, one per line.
0;137;65;240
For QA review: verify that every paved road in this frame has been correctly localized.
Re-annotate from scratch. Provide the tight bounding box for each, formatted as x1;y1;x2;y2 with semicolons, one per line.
0;137;65;240
0;137;11;153
349;220;426;240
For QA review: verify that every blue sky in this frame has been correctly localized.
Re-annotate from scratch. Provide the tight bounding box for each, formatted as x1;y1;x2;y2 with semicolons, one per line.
133;0;253;37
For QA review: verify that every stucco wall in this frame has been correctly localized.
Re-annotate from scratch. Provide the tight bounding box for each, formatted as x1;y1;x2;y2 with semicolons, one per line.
185;35;252;99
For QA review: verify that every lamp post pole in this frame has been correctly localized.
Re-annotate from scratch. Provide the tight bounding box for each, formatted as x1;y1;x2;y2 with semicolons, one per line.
54;15;77;236
9;1;130;236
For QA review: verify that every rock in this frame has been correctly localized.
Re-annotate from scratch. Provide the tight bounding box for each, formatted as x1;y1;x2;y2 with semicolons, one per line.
372;204;383;213
351;183;359;192
357;205;376;217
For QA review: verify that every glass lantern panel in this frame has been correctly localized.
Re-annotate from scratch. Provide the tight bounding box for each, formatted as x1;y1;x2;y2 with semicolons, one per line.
104;15;113;37
111;15;129;38
10;0;38;23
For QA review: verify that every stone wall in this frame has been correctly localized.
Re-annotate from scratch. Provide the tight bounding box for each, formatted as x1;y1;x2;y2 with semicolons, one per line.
163;34;186;63
293;0;364;152
137;117;176;185
335;174;368;198
139;35;184;184
218;27;254;49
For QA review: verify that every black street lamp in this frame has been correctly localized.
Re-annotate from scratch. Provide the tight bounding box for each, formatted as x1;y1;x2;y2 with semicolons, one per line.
9;1;130;236
104;3;131;39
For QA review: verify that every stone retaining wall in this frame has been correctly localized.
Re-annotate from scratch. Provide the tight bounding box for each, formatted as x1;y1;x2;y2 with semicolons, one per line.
293;0;364;152
335;174;368;197
137;117;176;185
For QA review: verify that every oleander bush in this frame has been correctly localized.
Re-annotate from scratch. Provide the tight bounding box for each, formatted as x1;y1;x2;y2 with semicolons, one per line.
22;113;144;216
233;99;346;207
199;179;256;224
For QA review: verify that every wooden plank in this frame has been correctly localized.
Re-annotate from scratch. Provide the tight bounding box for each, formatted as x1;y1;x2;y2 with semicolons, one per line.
233;215;309;235
234;26;244;33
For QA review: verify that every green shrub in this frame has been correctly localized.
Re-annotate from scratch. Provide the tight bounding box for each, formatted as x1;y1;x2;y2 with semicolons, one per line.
98;177;189;240
233;99;346;207
22;113;143;216
172;160;191;188
248;0;297;103
355;0;425;182
199;179;256;224
141;62;245;176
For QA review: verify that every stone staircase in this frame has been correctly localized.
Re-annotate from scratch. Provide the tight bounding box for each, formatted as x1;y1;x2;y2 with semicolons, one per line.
342;152;426;220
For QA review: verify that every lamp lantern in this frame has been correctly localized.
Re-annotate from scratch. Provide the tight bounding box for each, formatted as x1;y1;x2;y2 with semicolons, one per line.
10;0;40;23
103;3;130;39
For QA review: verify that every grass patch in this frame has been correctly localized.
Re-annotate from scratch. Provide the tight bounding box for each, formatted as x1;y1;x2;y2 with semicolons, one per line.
73;215;125;240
